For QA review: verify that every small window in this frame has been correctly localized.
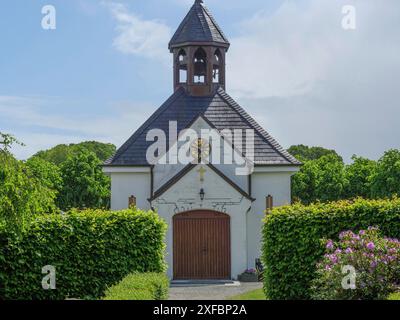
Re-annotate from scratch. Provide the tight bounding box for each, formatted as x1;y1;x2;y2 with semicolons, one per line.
213;49;222;84
179;68;187;83
178;49;186;63
215;53;220;62
213;67;219;83
177;50;187;84
195;75;205;83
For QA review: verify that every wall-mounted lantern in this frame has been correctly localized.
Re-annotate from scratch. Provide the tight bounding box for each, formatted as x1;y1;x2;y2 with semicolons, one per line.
199;188;205;201
129;195;136;208
266;195;274;214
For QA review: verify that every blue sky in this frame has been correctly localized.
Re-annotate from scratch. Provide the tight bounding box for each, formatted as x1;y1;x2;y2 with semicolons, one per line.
1;0;400;161
0;0;279;100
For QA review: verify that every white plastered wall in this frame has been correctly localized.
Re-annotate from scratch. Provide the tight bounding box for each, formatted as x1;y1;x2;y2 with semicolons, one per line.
246;168;298;268
151;164;253;280
108;171;152;211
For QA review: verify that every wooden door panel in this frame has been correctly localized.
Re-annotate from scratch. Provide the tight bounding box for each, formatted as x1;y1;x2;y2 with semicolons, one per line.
173;211;231;280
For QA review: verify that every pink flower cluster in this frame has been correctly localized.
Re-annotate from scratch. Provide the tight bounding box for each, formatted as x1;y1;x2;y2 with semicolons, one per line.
313;227;399;300
319;227;400;297
244;268;257;274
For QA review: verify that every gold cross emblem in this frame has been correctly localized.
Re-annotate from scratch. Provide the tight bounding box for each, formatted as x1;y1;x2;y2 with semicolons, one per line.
197;167;207;182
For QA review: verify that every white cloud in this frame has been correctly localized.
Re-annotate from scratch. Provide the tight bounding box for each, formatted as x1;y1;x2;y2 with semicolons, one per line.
228;0;340;98
226;0;400;161
105;2;172;63
0;95;154;159
228;0;400;99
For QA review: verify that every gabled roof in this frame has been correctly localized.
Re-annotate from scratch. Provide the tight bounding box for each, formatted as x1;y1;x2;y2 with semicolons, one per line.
169;0;230;51
150;163;255;202
104;87;301;166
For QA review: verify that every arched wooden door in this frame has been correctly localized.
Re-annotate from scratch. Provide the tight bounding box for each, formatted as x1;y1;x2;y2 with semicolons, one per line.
173;210;231;280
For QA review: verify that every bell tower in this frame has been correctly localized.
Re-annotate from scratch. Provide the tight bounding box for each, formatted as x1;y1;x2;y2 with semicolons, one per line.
169;0;230;96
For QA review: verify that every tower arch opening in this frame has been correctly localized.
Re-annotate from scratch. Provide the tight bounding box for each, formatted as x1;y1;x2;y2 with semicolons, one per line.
193;48;207;84
177;49;188;84
213;49;222;84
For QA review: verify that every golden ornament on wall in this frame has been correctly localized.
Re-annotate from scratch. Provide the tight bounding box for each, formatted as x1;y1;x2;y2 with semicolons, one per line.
190;138;211;162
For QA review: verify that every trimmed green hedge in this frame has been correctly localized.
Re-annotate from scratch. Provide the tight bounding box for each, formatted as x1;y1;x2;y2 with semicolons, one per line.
0;222;7;298
1;208;167;300
262;198;400;300
103;273;169;300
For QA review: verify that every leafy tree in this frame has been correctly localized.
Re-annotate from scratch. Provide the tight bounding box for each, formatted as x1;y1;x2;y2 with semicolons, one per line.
292;160;319;204
57;149;110;210
288;144;343;162
32;141;116;166
292;154;347;204
344;156;377;199
371;149;400;198
314;155;347;202
0;134;57;230
0;132;24;152
25;157;63;192
78;141;116;162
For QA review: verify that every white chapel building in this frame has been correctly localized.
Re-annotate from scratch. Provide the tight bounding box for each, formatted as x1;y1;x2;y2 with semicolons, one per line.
103;0;301;280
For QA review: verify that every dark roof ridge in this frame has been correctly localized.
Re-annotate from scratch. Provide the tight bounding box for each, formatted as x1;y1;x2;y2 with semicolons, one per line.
201;4;229;44
216;88;301;165
195;2;211;39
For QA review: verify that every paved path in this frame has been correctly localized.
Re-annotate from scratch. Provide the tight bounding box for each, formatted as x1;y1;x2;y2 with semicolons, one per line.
168;282;263;300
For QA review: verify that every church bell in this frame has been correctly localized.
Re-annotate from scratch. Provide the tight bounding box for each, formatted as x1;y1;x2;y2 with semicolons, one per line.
194;59;207;76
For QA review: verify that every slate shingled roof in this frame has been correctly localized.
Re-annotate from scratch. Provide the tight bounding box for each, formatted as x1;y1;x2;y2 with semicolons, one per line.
169;0;230;50
105;87;301;166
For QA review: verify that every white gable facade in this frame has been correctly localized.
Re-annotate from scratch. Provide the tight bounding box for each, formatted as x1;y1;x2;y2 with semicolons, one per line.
104;117;299;279
103;0;301;280
104;162;298;280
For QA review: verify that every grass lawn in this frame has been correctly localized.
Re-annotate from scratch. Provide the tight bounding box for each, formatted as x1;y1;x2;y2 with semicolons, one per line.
227;288;267;300
227;289;400;301
103;273;169;300
388;292;400;300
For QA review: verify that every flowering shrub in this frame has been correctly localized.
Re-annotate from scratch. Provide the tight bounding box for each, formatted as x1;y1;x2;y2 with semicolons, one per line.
244;269;257;274
311;227;400;300
263;199;400;299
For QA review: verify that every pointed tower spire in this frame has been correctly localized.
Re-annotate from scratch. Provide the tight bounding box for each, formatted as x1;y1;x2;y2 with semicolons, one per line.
169;0;229;51
170;0;229;96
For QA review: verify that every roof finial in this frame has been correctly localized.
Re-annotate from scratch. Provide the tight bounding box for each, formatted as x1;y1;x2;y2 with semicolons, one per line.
195;0;204;4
